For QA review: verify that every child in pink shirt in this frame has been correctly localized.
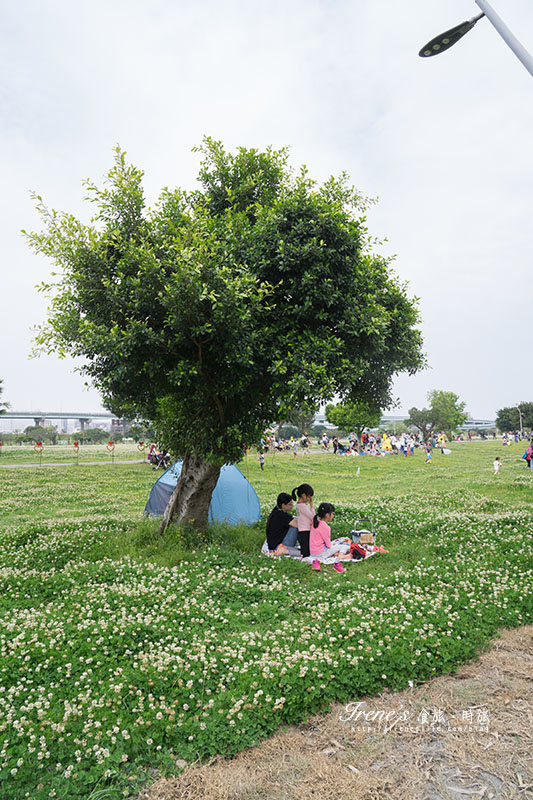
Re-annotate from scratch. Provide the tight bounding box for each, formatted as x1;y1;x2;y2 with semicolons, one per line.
291;483;314;557
310;502;351;572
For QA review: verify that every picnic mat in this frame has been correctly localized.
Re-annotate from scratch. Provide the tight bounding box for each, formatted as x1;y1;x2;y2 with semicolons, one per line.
261;537;379;565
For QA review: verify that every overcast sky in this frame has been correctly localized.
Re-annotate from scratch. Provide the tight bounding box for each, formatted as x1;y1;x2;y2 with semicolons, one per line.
1;0;532;421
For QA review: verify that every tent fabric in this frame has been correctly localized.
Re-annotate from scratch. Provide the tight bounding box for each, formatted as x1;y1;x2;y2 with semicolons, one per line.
144;461;261;526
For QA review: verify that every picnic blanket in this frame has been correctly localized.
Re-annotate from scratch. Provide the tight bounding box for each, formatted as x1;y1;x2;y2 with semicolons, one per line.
261;537;379;565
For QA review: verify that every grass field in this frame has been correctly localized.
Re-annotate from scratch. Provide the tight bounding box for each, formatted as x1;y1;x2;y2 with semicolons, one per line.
0;442;145;467
0;441;531;800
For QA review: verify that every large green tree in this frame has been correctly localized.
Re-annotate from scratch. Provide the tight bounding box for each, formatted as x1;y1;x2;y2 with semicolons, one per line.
26;140;424;530
325;400;381;439
405;406;435;439
496;402;533;433
407;390;467;439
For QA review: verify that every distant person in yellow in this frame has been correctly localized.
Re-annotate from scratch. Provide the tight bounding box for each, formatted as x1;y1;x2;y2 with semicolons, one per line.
382;433;392;451
437;433;447;454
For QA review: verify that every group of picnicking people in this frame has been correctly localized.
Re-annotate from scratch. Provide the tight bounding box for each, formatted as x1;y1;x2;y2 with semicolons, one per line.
265;483;387;573
262;431;453;458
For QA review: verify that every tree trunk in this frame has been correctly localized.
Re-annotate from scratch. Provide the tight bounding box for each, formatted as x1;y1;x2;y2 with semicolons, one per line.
159;452;222;534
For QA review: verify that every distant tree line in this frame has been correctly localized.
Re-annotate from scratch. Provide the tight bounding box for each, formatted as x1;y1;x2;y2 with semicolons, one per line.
0;425;126;445
495;403;533;434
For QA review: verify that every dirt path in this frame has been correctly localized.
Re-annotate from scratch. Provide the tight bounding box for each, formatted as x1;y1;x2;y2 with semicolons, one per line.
140;625;532;800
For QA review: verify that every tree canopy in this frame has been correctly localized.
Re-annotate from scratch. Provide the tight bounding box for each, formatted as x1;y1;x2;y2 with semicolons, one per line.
407;390;467;438
76;428;110;444
20;425;58;444
325;400;381;439
282;407;317;436
26;140;425;529
496;402;533;433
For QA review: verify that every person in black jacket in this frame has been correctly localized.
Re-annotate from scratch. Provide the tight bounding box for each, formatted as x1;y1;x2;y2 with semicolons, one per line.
266;492;300;555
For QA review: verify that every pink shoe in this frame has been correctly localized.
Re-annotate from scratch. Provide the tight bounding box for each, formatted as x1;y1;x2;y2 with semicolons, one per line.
312;560;321;571
333;562;345;573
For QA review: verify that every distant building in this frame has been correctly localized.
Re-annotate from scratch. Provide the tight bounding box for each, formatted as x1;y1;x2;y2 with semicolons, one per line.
312;412;336;429
110;418;133;435
459;419;496;431
380;415;409;426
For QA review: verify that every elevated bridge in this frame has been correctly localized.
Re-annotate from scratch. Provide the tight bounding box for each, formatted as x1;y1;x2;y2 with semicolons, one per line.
2;411;116;431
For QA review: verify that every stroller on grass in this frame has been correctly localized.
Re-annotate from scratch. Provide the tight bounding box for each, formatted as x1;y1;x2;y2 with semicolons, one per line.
149;448;171;470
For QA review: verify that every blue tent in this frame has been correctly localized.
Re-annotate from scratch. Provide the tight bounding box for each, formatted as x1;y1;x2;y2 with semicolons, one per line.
144;462;261;525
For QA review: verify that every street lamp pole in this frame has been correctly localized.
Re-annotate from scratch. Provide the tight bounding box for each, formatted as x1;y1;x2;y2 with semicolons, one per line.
419;0;533;78
517;406;523;438
474;0;533;77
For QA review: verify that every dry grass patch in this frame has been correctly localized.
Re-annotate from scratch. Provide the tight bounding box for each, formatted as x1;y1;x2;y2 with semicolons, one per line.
138;626;533;800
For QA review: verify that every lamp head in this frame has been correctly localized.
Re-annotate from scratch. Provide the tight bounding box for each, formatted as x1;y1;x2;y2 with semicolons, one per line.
419;13;485;58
